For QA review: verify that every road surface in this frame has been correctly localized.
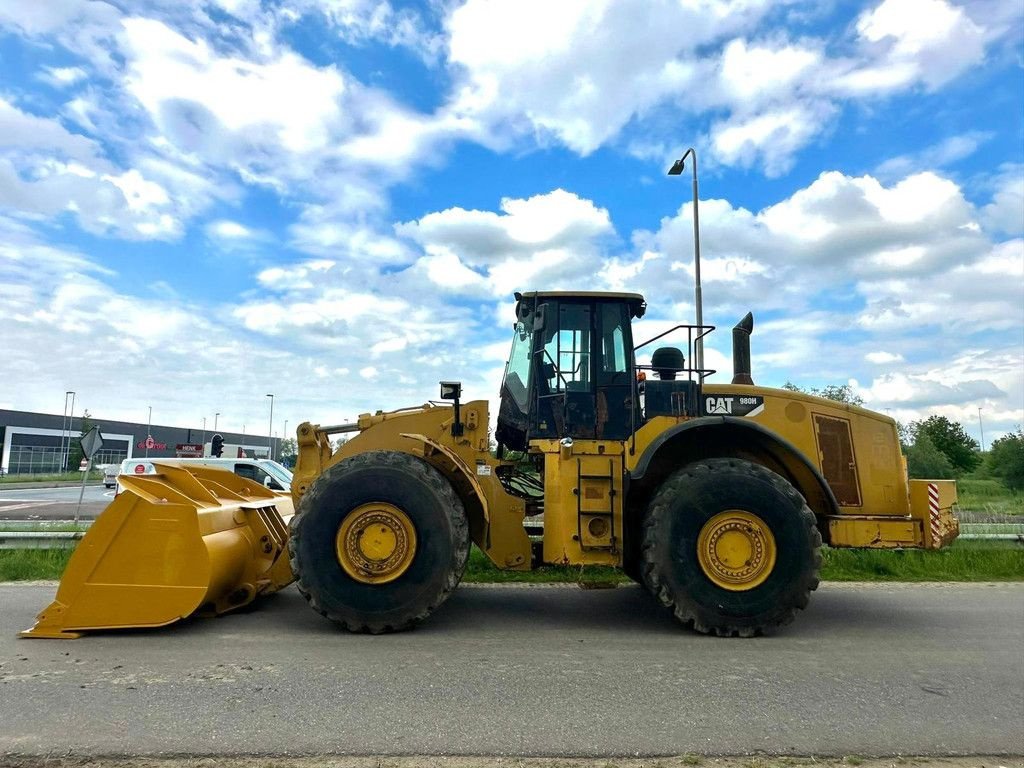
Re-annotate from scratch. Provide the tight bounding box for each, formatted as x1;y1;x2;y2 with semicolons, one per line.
0;485;111;521
1;581;1022;758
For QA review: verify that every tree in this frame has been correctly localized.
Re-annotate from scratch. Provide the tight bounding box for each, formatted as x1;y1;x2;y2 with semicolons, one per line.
988;427;1024;490
782;381;864;406
909;415;981;475
905;431;955;479
278;437;297;468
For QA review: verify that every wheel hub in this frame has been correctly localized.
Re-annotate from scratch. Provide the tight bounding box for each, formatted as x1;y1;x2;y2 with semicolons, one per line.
696;509;776;591
336;502;417;584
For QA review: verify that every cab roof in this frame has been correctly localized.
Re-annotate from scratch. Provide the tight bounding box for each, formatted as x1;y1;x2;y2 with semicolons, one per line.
514;290;647;319
515;290;645;302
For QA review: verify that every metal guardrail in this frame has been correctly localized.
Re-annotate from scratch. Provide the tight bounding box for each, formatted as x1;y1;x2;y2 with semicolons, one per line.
1;522;1022;550
0;531;85;550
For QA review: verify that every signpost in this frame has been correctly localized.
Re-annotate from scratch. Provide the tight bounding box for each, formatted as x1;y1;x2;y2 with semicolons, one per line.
75;427;104;525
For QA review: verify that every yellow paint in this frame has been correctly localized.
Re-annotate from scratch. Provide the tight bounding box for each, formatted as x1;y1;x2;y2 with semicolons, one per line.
335;502;417;584
21;463;294;639
536;439;623;566
295;400;532;572
696;510;777;591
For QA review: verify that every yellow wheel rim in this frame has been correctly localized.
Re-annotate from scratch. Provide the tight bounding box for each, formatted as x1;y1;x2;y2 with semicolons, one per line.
336;503;417;585
696;510;776;591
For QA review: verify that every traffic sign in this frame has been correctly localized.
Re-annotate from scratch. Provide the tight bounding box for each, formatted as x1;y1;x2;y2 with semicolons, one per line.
80;427;104;459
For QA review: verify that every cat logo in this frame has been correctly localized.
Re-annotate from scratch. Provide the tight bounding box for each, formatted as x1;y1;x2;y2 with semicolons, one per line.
706;396;734;415
703;393;766;418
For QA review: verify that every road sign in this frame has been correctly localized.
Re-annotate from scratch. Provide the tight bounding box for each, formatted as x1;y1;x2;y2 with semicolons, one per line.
80;427;104;460
78;459;88;471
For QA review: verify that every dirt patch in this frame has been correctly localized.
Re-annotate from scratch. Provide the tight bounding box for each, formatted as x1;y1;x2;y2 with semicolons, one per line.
0;755;1020;768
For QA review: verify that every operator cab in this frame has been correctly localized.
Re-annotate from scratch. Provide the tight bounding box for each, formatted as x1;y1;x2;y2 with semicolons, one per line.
496;291;649;452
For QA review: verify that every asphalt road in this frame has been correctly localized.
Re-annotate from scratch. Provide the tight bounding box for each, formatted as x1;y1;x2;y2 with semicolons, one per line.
0;485;111;521
1;582;1022;758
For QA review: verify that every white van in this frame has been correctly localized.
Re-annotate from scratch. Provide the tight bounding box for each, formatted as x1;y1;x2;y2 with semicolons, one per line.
117;457;293;494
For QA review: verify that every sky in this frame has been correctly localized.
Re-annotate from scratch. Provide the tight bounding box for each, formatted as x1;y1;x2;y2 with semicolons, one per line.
0;0;1021;447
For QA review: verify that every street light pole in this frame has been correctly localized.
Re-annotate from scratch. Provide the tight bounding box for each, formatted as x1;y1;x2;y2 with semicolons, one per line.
667;147;704;374
60;391;74;474
266;394;275;460
214;412;220;432
66;392;76;472
146;405;152;458
978;407;986;452
201;417;207;447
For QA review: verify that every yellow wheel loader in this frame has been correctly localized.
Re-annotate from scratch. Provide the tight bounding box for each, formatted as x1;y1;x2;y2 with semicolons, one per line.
22;290;959;639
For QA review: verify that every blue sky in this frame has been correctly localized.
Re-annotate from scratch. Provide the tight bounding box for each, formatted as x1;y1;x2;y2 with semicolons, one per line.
0;0;1021;446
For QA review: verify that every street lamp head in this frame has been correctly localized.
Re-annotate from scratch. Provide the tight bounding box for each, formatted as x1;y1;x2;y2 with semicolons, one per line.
266;393;274;398
667;148;695;176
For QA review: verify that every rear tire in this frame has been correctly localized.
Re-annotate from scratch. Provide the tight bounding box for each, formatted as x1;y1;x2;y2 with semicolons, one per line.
289;451;469;633
641;458;821;637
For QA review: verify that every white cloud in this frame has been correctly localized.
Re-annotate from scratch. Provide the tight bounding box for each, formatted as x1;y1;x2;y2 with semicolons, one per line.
120;17;348;155
865;351;906;364
981;165;1024;237
852;0;986;90
397;189;614;295
39;66;88;87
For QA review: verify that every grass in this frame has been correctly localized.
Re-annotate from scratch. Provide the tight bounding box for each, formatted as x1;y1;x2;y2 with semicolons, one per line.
0;471;103;484
2;539;1021;585
0;548;74;581
821;540;1024;581
956;477;1023;520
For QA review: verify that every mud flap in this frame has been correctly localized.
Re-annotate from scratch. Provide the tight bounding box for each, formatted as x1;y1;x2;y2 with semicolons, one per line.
21;463;294;639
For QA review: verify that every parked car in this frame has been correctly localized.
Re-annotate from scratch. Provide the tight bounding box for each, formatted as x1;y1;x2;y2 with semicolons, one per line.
116;457;293;494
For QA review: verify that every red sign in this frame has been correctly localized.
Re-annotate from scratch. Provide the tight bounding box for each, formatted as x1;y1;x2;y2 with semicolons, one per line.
134;464;146;474
145;436;155;450
136;439;167;450
176;443;203;458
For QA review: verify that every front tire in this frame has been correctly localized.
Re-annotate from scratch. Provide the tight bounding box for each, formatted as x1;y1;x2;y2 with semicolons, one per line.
641;458;821;637
289;451;469;633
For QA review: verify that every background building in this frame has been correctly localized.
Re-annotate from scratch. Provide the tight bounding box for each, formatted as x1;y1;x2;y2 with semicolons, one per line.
0;409;278;475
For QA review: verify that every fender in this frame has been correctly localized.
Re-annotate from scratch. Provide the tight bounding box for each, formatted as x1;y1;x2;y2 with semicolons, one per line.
630;416;840;516
400;433;490;523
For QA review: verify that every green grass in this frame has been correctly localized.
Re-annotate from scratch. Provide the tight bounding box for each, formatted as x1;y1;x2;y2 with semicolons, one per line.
0;548;74;581
2;540;1020;584
957;477;1023;519
461;547;629;586
821;540;1024;581
0;471;103;484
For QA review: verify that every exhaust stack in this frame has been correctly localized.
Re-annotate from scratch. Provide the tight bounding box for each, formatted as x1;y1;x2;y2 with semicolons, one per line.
732;312;754;385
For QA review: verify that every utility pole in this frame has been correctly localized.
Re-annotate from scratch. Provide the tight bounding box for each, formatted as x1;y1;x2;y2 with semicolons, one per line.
145;405;152;458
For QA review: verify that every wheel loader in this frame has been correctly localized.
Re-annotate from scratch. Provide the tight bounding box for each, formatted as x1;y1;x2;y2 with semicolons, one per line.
21;290;959;640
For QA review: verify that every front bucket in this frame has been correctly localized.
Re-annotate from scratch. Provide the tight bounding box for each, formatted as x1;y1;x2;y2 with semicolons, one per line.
21;463;294;639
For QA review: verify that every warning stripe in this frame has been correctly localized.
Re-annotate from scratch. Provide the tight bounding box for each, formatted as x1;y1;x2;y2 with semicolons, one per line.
927;482;942;547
